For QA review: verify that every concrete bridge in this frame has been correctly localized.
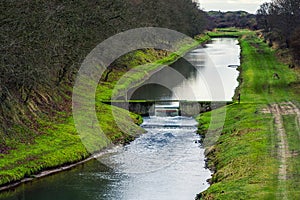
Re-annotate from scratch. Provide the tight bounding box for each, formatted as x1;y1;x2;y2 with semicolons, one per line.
102;100;232;117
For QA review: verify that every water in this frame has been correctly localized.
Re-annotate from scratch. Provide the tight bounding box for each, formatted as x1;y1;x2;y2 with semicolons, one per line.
1;117;211;200
130;37;240;101
0;38;240;200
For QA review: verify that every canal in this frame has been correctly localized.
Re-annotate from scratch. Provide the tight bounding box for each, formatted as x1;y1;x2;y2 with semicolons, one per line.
0;38;240;200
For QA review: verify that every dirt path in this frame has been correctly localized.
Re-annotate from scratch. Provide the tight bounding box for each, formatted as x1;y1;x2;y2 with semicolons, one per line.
272;104;290;181
261;102;298;199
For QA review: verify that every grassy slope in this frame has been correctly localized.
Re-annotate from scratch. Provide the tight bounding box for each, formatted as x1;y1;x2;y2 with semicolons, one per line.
0;99;143;187
0;36;210;188
197;30;300;199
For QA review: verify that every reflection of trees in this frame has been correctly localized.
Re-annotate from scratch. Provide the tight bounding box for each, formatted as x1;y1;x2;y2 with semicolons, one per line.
208;11;257;29
130;84;173;100
171;57;199;79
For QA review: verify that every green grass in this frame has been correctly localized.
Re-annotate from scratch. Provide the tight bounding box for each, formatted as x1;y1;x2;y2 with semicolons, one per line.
197;30;300;199
207;28;253;38
282;115;300;199
197;104;278;199
238;36;298;103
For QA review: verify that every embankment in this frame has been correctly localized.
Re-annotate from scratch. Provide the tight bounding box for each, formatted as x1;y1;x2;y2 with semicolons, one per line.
197;29;300;199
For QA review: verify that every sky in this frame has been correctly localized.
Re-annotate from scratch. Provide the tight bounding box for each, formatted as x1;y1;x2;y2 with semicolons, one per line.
197;0;272;14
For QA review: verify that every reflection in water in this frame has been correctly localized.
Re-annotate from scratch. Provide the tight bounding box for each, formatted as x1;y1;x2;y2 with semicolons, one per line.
130;84;173;100
130;38;240;101
171;57;198;79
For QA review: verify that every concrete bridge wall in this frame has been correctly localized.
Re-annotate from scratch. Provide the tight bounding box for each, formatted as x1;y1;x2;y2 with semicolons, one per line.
104;101;232;116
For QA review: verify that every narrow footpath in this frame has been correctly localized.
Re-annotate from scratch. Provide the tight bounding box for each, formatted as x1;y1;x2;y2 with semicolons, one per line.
262;101;300;199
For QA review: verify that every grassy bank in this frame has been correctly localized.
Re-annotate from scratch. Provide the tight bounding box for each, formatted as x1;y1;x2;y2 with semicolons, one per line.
207;28;252;38
0;100;144;188
0;35;210;190
197;30;300;199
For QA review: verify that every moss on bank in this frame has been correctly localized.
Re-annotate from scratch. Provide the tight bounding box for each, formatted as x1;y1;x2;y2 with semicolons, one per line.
197;29;300;199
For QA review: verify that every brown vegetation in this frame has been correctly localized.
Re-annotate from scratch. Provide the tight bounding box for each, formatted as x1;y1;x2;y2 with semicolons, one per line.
256;0;300;65
207;11;257;30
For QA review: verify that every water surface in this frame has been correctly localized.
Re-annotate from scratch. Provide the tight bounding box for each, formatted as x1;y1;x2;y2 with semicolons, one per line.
1;117;211;200
131;37;240;101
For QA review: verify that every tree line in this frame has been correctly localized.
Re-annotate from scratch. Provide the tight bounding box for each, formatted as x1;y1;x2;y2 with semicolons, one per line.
207;11;257;30
256;0;300;64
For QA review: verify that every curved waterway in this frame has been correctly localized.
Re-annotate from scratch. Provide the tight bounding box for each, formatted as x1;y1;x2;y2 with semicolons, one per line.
1;38;240;200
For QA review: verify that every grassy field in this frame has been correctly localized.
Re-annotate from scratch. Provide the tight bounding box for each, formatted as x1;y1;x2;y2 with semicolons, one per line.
197;29;300;199
0;35;210;189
